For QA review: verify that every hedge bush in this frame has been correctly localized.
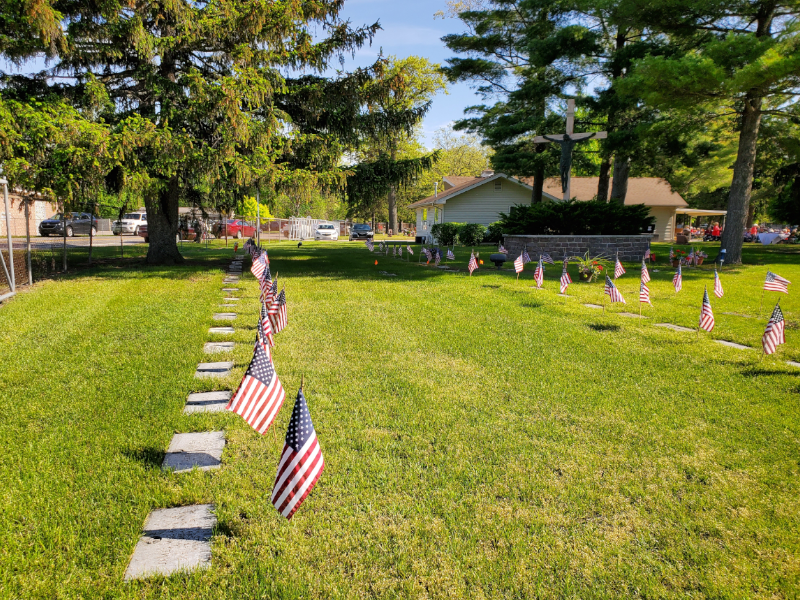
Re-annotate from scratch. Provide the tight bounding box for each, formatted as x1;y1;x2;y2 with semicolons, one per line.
459;223;486;246
498;200;655;236
484;222;504;245
430;222;461;246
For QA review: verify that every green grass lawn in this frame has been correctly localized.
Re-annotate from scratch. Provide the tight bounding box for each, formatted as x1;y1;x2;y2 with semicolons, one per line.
1;240;799;599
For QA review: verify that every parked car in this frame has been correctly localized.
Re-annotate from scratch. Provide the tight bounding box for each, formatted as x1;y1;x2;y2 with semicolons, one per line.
315;223;339;241
349;223;374;241
112;211;147;235
139;224;191;244
39;212;97;237
215;219;256;239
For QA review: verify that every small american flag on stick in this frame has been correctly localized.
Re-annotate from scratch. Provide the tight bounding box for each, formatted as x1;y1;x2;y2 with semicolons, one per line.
424;248;432;264
522;246;531;264
468;251;478;275
640;259;650;284
262;272;277;306
614;254;626;279
533;256;544;289
514;254;524;276
498;243;507;253
447;248;455;260
604;275;626;303
541;253;554;265
268;287;288;334
699;287;715;332
762;303;786;355
560;259;571;293
407;245;413;255
251;252;267;279
714;268;724;298
365;239;374;251
764;271;791;294
673;264;682;293
260;303;275;347
639;280;651;304
435;250;441;266
226;339;286;434
272;386;324;520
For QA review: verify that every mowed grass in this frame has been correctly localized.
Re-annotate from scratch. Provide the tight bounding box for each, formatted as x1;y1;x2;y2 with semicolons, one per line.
1;240;799;599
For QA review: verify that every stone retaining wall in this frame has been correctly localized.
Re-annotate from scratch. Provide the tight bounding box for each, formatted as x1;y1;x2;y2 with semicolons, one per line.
503;234;652;262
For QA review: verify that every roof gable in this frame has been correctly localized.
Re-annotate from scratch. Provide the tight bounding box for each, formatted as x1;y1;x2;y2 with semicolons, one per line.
409;174;558;209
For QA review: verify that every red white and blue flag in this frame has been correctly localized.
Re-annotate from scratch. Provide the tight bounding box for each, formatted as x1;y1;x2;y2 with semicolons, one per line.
533;256;544;288
639;280;651;304
541;253;554;265
640;258;650;283
764;271;791;294
605;275;626;303
271;387;324;520
268;287;288;334
226;339;286;435
614;255;626;279
423;248;432;264
560;259;571;293
514;254;524;275
762;303;786;355
714;268;724;298
673;264;682;292
468;251;478;275
365;239;374;251
407;245;413;255
447;248;455;260
522;247;531;264
260;303;275;347
251;252;267;280
699;287;715;332
498;243;507;253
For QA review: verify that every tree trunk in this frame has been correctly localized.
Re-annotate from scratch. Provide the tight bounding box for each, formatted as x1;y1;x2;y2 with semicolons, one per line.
610;156;630;205
146;175;184;265
747;202;756;228
597;158;611;202
388;185;398;234
720;94;763;264
531;163;545;203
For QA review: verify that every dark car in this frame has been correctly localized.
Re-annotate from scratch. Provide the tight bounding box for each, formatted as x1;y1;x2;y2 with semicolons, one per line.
38;212;97;237
349;223;374;241
139;223;193;243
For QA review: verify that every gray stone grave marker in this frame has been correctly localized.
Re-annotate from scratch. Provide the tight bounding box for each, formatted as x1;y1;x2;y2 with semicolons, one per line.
787;361;800;368
124;504;215;580
184;391;231;414
222;287;240;292
204;341;234;354
584;303;604;309
212;313;237;321
162;431;225;473
619;312;648;318
714;340;752;350
208;326;234;335
195;361;233;378
655;323;695;333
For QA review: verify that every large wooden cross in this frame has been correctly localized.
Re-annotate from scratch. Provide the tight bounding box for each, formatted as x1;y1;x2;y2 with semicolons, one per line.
533;99;607;201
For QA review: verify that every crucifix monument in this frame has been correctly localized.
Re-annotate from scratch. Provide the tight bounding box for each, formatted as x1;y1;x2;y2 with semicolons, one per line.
534;99;607;201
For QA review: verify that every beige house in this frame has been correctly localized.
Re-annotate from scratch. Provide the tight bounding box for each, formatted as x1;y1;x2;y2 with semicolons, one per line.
409;172;691;242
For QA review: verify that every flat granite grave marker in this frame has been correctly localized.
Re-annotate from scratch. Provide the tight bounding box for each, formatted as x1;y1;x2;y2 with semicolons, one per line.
584;304;604;309
208;326;234;335
124;504;215;580
162;432;225;473
204;341;235;353
619;312;648;318
195;361;233;378
715;340;753;350
222;287;240;292
655;323;695;333
787;361;800;368
223;297;239;301
212;313;237;321
220;304;237;308
184;391;231;414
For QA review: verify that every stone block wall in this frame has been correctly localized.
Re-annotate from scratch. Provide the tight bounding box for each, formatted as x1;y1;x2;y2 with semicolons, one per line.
503;234;653;262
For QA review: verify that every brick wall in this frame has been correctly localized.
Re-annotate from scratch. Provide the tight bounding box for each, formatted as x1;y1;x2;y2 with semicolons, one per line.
504;234;653;262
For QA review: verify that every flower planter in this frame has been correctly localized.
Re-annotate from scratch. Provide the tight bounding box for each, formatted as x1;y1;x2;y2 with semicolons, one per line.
578;272;594;282
696;257;704;265
672;260;681;268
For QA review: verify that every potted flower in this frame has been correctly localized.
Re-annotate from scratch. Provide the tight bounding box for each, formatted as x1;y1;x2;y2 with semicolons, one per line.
695;250;707;265
671;249;687;267
571;251;610;283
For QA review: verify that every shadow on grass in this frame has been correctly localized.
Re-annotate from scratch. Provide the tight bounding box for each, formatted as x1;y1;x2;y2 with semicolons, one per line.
739;367;800;378
121;446;166;470
521;302;542;309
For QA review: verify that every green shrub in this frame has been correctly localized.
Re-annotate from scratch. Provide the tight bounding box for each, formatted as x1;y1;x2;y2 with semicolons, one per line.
484;221;504;245
459;223;486;246
498;200;655;235
430;222;461;246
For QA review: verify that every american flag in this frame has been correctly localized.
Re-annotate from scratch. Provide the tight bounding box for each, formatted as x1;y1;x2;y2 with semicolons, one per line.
251;252;267;279
398;245;403;257
533;256;544;288
226;339;286;434
447;248;455;260
392;245;397;257
669;247;674;261
260;302;275;347
468;251;478;275
639;280;651;304
271;387;324;520
423;248;432;264
407;245;413;255
604;275;626;303
762;303;786;355
498;243;507;253
764;271;791;293
261;271;277;306
699;287;715;332
541;253;554;265
268;287;288;334
514;254;524;274
614;256;626;279
559;260;571;293
673;264;682;292
259;265;272;301
435;250;441;266
522;247;531;264
365;239;374;251
644;247;651;260
640;259;650;283
714;268;724;298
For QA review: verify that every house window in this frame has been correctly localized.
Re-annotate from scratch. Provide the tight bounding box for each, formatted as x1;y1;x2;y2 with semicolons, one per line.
494;181;502;192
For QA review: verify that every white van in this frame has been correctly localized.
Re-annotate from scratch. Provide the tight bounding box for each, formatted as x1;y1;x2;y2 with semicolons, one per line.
113;211;147;235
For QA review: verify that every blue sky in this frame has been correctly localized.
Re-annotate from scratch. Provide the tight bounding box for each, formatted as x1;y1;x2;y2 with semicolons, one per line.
332;0;480;147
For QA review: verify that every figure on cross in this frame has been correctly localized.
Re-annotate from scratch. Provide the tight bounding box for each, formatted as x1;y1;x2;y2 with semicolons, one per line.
534;100;607;201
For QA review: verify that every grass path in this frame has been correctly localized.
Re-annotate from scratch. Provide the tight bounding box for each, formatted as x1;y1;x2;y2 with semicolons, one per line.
1;241;799;598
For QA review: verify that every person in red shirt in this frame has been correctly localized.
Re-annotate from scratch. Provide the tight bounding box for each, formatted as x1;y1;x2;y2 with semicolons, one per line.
712;223;721;237
750;224;758;236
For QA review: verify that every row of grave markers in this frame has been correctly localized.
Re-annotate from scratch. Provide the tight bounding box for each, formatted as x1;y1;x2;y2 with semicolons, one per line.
124;254;244;580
